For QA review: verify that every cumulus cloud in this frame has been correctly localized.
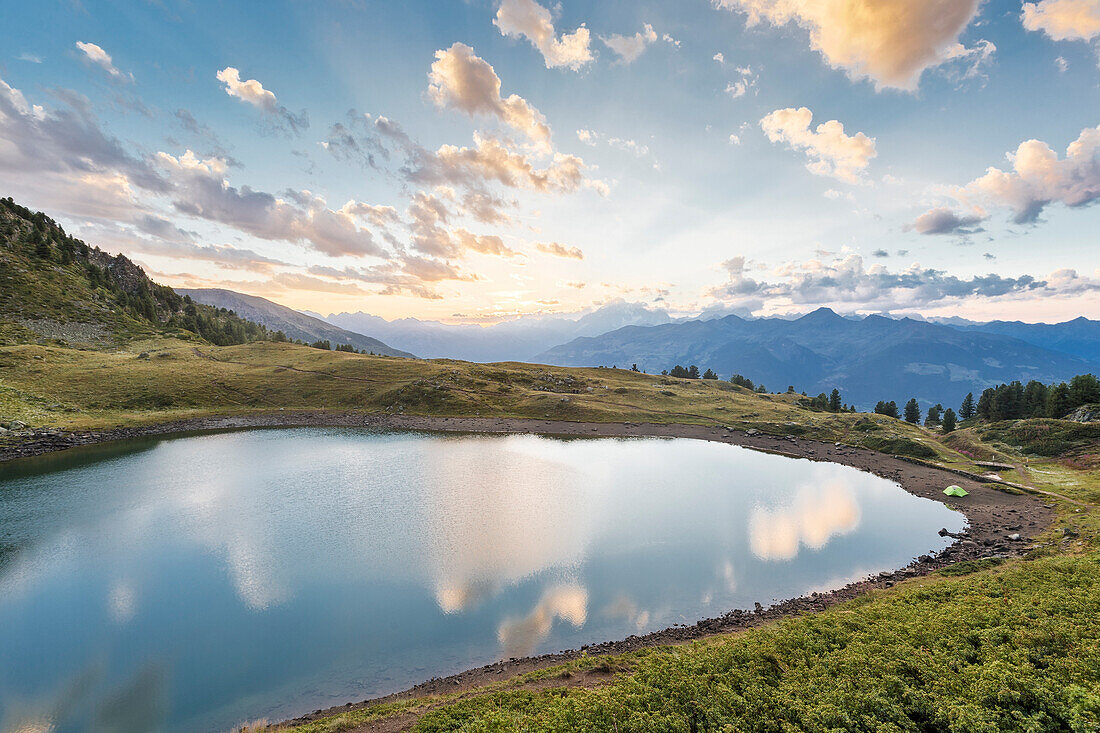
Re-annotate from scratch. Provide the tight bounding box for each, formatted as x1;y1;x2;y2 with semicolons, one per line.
909;206;984;235
913;125;1100;231
409;132;593;195
215;67;308;134
156;150;384;258
307;259;476;299
493;0;593;70
0;76;165;217
704;253;1091;313
406;191;517;260
427;43;551;151
714;0;985;90
535;241;584;259
75;42;131;82
760;107;876;183
1022;0;1100;41
600;24;659;64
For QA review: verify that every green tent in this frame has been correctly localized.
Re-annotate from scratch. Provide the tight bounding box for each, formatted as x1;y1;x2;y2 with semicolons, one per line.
943;485;969;497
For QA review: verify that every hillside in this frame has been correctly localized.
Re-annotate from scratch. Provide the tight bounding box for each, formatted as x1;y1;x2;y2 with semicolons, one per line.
0;198;277;348
178;288;413;358
537;307;1098;410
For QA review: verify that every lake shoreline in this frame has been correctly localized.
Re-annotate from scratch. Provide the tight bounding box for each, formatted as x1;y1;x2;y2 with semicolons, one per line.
0;411;1057;730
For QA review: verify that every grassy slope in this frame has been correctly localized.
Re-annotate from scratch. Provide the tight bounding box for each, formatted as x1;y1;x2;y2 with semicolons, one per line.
0;339;944;454
0;200;277;348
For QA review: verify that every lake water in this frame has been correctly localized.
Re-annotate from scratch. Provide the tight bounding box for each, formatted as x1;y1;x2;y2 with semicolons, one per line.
0;428;965;732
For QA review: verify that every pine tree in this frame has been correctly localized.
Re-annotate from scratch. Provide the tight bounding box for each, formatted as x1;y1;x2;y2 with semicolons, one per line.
876;401;900;419
976;388;995;420
904;398;921;424
687;365;701;379
942;408;957;432
1048;383;1072;418
1023;380;1049;418
959;392;975;420
925;403;943;426
828;388;842;412
1069;374;1100;406
702;368;719;380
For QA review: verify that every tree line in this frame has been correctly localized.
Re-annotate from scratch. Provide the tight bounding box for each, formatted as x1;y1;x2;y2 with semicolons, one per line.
871;372;1099;431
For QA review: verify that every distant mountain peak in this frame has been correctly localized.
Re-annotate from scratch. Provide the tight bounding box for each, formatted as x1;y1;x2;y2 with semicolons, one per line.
798;307;842;322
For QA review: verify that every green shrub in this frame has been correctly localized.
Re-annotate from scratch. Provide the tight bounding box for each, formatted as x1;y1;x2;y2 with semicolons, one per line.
860;435;937;458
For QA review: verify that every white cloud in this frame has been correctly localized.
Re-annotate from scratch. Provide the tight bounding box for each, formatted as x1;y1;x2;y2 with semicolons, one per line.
156;150;384;258
728;133;741;145
913;125;1100;232
411;133;594;194
705;253;1092;313
607;137;648;156
427;43;552;152
713;52;725;63
760;107;876;183
18;52;42;64
1022;0;1100;41
215;67;307;134
493;0;593;70
0;76;165;213
75;41;131;82
714;0;985;91
909;207;983;235
406;190;517;259
571;128;648;157
725;65;759;98
1056;55;1070;71
216;66;277;111
535;241;584;259
601;23;659;64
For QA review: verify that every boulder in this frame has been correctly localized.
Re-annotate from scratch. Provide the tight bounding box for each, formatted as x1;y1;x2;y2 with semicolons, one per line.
1066;405;1100;423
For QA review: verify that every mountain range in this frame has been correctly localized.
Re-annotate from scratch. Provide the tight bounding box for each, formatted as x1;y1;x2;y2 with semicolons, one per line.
177;289;413;358
536;308;1100;410
319;300;673;362
180;288;1099;411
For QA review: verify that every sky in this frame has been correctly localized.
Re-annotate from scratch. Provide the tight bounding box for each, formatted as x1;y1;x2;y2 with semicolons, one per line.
1;0;1098;324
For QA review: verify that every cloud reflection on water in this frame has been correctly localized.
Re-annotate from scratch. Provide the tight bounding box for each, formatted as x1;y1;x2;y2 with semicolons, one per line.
419;437;593;614
497;584;588;659
748;480;862;561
